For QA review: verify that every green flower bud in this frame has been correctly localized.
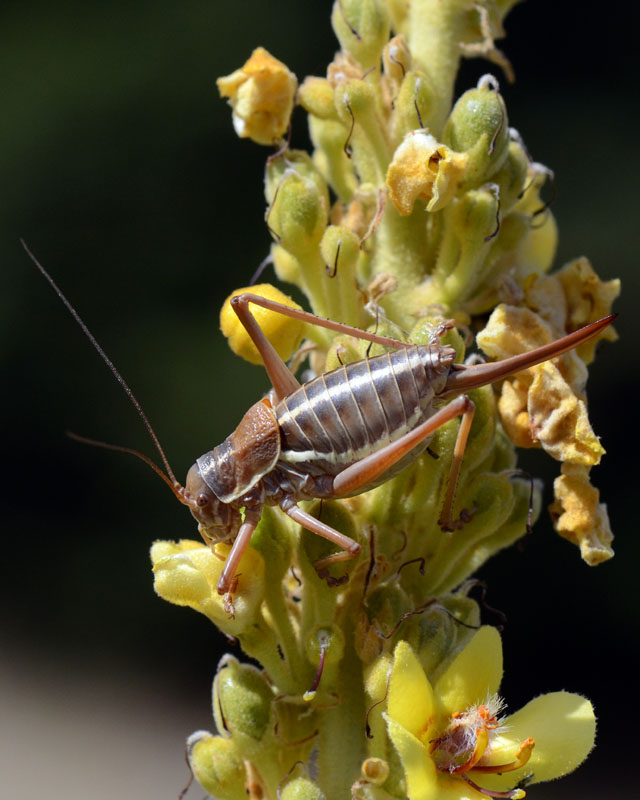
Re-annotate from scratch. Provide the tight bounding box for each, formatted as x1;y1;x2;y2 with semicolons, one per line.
271;242;302;286
266;160;329;257
442;78;509;186
213;656;273;743
519;209;558;274
324;332;363;371
187;732;247;800
382;35;411;90
428;185;501;306
335;80;390;183
491;139;529;211
331;0;391;70
308;116;359;201
409;316;466;359
391;71;436;141
265;150;326;204
304;624;345;669
250;505;293;583
365;583;412;637
280;776;326;800
298;76;338;120
320;225;360;275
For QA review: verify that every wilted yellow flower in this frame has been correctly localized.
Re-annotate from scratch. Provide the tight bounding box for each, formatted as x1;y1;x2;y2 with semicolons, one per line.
549;463;614;565
217;47;297;145
386;131;468;215
477;304;605;464
385;630;596;799
220;283;304;366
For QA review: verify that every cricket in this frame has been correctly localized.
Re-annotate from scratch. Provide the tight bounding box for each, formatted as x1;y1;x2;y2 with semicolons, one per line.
24;241;615;605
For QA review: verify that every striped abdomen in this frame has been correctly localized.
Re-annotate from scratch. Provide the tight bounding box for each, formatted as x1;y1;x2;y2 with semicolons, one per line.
275;344;456;481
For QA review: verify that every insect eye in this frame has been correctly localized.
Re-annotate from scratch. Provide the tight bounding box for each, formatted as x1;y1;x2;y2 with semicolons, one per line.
196;493;209;507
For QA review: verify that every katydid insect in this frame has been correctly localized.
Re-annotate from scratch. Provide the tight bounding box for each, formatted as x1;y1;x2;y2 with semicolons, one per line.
24;241;614;603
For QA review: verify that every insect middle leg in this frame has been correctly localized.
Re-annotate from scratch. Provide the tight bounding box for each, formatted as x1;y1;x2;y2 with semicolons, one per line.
280;497;362;585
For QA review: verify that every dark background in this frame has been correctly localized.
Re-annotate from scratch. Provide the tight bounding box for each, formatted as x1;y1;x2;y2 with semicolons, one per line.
1;1;637;797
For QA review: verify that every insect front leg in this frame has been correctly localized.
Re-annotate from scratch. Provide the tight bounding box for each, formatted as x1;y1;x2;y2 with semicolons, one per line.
216;512;261;610
331;395;476;531
280;496;361;586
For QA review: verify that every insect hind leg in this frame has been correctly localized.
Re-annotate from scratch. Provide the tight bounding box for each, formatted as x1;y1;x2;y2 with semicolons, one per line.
231;292;412;402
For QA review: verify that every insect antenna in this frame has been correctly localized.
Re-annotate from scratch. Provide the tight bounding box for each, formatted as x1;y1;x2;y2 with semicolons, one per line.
21;239;188;502
66;431;189;504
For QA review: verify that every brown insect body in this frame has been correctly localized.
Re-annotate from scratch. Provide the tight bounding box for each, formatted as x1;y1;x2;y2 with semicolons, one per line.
187;343;457;546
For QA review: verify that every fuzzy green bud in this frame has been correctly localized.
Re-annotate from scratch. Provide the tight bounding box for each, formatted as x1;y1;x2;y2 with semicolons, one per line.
491;139;529;211
382;35;411;89
298;76;337;120
308;116;359;201
331;0;391;70
429;185;501;306
271;242;302;286
187;732;247;800
250;505;293;583
320;225;360;274
266;153;329;256
305;624;346;669
280;777;327;800
213;657;273;743
409;316;465;359
442;78;509;186
391;71;436;141
335;80;390;183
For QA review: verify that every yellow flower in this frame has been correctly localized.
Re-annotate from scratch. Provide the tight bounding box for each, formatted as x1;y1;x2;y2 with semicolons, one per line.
386;131;468;215
385;629;595;799
217;47;297;145
477;304;605;465
150;539;265;635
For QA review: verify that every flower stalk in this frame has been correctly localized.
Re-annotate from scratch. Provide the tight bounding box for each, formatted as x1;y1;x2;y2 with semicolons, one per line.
151;2;619;797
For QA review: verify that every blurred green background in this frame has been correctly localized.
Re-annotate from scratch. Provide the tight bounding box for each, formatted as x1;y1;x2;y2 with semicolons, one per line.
1;1;637;797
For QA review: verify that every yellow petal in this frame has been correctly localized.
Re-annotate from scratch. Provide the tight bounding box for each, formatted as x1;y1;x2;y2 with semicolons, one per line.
528;362;605;465
523;274;567;334
478;692;595;790
385;717;457;800
388;641;436;739
498;378;537;449
549;463;614;564
434;627;503;717
557;257;620;364
476;304;552;362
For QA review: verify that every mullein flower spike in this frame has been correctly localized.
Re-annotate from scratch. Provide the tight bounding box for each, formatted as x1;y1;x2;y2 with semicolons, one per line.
152;1;618;796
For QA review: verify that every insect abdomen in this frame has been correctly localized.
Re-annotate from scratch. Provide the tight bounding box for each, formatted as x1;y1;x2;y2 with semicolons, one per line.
275;345;454;477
